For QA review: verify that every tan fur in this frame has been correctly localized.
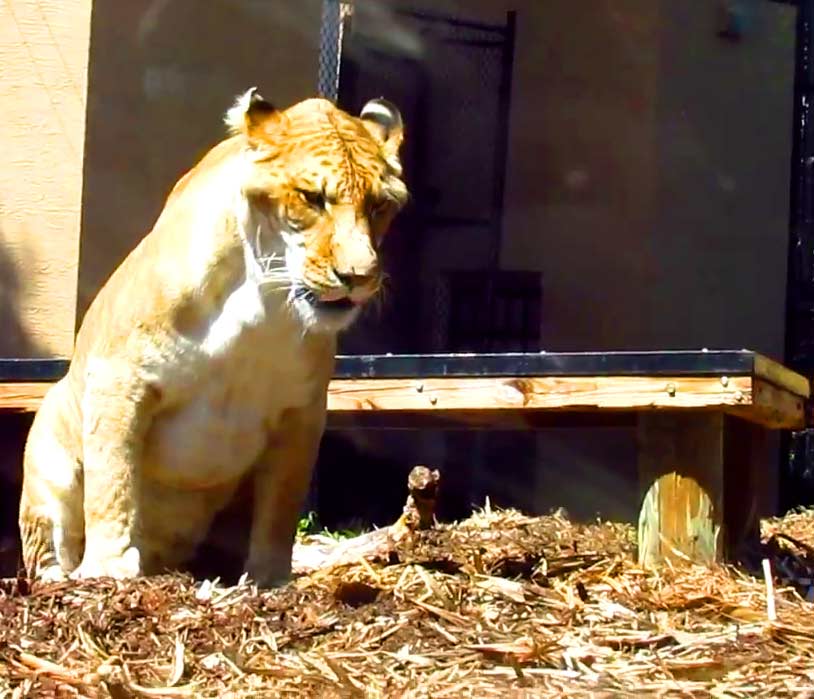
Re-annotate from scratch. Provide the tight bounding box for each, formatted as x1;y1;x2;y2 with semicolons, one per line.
18;91;407;586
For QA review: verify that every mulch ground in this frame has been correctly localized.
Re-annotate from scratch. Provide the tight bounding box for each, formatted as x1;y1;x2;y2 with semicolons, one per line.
2;505;814;698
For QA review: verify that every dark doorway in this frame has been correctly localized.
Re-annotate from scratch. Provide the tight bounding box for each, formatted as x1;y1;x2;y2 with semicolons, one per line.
319;2;520;355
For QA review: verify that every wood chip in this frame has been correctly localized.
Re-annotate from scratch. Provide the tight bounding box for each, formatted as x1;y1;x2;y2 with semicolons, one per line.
2;506;814;696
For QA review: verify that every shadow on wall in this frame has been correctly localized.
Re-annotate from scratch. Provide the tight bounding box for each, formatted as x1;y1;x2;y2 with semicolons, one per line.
0;229;50;359
0;226;49;577
76;0;323;327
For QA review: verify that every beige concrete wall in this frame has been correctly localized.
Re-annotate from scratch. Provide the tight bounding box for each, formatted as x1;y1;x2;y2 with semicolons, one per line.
75;0;323;324
0;0;795;360
75;0;794;359
0;0;92;357
501;1;795;359
388;0;793;360
644;1;795;358
501;0;661;351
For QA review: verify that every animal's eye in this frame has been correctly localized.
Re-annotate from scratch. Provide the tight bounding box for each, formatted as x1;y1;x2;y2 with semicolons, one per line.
298;189;325;209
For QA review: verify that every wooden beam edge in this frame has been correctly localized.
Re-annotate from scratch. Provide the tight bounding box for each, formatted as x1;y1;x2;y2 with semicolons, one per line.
753;353;811;398
725;377;806;429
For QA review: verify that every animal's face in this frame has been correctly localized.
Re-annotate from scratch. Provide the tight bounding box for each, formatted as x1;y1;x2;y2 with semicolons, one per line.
227;90;408;331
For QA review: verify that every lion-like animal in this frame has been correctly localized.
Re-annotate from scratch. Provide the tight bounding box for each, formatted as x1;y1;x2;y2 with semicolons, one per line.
18;89;408;586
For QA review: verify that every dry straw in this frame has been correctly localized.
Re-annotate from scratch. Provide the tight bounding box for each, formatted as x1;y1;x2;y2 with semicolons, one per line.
2;502;814;698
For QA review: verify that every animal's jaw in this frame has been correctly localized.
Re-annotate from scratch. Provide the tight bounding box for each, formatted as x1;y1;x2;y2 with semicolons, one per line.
278;238;366;334
289;286;362;334
237;205;371;335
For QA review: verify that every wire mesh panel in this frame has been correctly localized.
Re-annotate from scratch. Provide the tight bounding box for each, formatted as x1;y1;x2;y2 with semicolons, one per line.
330;6;520;355
432;270;543;352
317;0;353;101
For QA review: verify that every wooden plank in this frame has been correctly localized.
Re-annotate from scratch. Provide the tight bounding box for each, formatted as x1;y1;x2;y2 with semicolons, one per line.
0;382;51;412
753;353;810;398
6;376;755;415
637;413;725;567
327;375;755;412
735;377;806;429
1;374;805;431
328;374;808;427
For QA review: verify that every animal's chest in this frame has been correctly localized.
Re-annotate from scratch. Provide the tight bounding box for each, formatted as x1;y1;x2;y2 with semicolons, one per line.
144;280;317;487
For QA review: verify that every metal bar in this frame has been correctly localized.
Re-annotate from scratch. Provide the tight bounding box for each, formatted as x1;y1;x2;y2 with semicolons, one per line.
332;350;759;380
0;351;763;383
0;359;69;382
782;0;814;511
487;11;516;273
784;0;814;374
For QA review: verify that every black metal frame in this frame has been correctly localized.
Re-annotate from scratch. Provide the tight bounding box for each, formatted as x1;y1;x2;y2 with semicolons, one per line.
0;350;775;383
782;0;814;508
489;11;515;272
0;359;68;382
334;349;769;379
392;9;516;258
784;0;814;374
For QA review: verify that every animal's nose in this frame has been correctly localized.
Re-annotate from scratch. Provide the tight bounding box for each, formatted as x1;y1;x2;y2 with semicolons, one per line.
334;267;377;289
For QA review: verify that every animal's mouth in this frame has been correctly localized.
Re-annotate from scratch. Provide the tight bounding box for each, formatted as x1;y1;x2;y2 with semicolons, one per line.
294;287;358;313
315;297;356;312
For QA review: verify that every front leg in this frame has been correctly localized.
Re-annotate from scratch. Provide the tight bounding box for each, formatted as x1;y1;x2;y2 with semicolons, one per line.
244;405;326;587
71;362;157;580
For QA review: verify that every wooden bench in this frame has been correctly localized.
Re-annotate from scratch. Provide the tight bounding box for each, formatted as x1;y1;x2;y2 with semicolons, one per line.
0;349;809;568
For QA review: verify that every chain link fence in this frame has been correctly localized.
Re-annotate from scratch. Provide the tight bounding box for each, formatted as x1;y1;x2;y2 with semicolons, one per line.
317;0;353;101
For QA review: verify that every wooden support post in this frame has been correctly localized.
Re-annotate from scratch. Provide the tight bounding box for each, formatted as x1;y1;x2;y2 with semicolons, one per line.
638;413;724;566
637;412;768;567
722;415;769;557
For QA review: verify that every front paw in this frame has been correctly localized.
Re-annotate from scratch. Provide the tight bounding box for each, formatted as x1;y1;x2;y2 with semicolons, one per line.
244;550;292;588
70;546;141;581
36;564;69;583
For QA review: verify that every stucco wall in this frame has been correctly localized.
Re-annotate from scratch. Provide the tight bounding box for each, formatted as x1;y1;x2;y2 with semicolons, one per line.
0;1;796;362
0;0;92;357
75;0;323;325
503;1;795;358
69;0;796;362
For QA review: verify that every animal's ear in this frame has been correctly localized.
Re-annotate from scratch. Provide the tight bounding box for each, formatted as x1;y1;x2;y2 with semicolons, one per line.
224;87;281;142
360;98;404;164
